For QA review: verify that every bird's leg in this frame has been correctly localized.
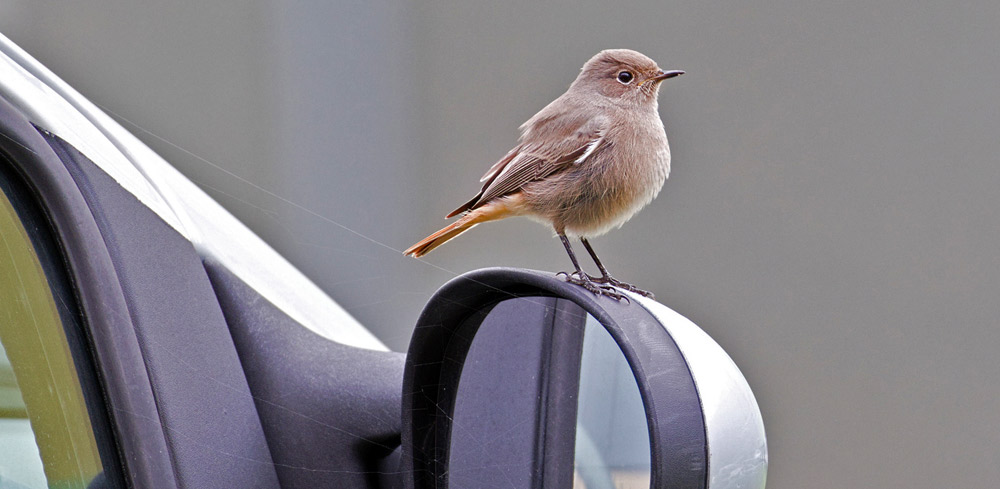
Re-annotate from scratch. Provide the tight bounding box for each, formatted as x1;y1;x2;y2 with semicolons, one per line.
580;238;654;298
556;233;626;301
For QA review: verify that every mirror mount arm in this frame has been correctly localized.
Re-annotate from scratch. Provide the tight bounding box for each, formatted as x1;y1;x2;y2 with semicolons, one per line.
401;267;709;489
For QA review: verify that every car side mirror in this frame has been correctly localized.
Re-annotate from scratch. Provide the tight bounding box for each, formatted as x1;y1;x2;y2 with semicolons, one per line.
401;268;767;489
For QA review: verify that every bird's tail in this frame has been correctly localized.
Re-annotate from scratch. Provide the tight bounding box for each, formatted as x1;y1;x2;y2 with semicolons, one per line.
404;202;512;258
403;216;479;258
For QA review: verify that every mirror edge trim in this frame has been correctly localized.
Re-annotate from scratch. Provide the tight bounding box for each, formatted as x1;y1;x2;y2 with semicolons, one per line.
402;267;708;489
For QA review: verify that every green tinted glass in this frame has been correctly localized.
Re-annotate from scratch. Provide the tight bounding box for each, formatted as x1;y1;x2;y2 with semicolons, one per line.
0;182;105;488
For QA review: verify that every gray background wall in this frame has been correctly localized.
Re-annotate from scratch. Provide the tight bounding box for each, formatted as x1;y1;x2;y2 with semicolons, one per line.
3;1;998;487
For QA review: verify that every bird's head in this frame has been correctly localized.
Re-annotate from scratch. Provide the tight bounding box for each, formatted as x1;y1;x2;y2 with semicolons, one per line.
572;49;683;106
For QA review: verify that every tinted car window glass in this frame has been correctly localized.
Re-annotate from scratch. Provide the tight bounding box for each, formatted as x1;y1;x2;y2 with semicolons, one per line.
0;169;112;489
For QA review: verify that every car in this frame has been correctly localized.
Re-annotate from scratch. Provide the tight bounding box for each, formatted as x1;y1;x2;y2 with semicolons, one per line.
0;32;766;489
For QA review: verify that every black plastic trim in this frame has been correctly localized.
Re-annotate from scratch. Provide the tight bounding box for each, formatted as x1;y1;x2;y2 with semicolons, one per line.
401;267;708;489
539;299;587;488
41;130;279;488
0;95;177;488
443;295;587;488
0;136;126;489
204;257;405;489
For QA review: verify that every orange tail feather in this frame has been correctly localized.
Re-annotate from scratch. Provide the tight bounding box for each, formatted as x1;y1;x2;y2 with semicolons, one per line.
403;215;481;258
404;199;518;257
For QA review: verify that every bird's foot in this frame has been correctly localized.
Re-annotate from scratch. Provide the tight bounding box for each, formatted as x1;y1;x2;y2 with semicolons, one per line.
557;271;630;302
587;274;654;299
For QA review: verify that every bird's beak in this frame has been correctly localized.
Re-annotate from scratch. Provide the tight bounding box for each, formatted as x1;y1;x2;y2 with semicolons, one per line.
651;69;685;82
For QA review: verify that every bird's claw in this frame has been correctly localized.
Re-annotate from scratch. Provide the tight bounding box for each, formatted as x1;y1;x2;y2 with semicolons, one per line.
558;271;631;303
557;270;586;281
586;274;654;299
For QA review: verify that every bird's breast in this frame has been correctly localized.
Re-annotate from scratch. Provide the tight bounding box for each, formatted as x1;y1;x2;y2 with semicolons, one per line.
526;118;671;237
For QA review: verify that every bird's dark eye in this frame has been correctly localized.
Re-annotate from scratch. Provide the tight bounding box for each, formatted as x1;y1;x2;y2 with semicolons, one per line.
617;71;634;84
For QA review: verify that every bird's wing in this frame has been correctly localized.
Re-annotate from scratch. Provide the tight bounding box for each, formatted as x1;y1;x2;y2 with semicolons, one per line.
447;111;608;218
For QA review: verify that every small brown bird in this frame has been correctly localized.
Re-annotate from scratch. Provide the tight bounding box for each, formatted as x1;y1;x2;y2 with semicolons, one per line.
404;49;683;300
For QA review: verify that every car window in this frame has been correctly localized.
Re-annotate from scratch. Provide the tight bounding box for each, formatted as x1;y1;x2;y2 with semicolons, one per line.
0;174;110;489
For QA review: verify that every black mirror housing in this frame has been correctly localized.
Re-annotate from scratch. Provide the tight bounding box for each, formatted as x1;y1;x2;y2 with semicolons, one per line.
401;268;767;489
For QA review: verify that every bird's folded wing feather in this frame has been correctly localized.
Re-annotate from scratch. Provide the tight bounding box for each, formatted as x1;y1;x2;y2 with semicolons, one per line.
447;111;608;217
